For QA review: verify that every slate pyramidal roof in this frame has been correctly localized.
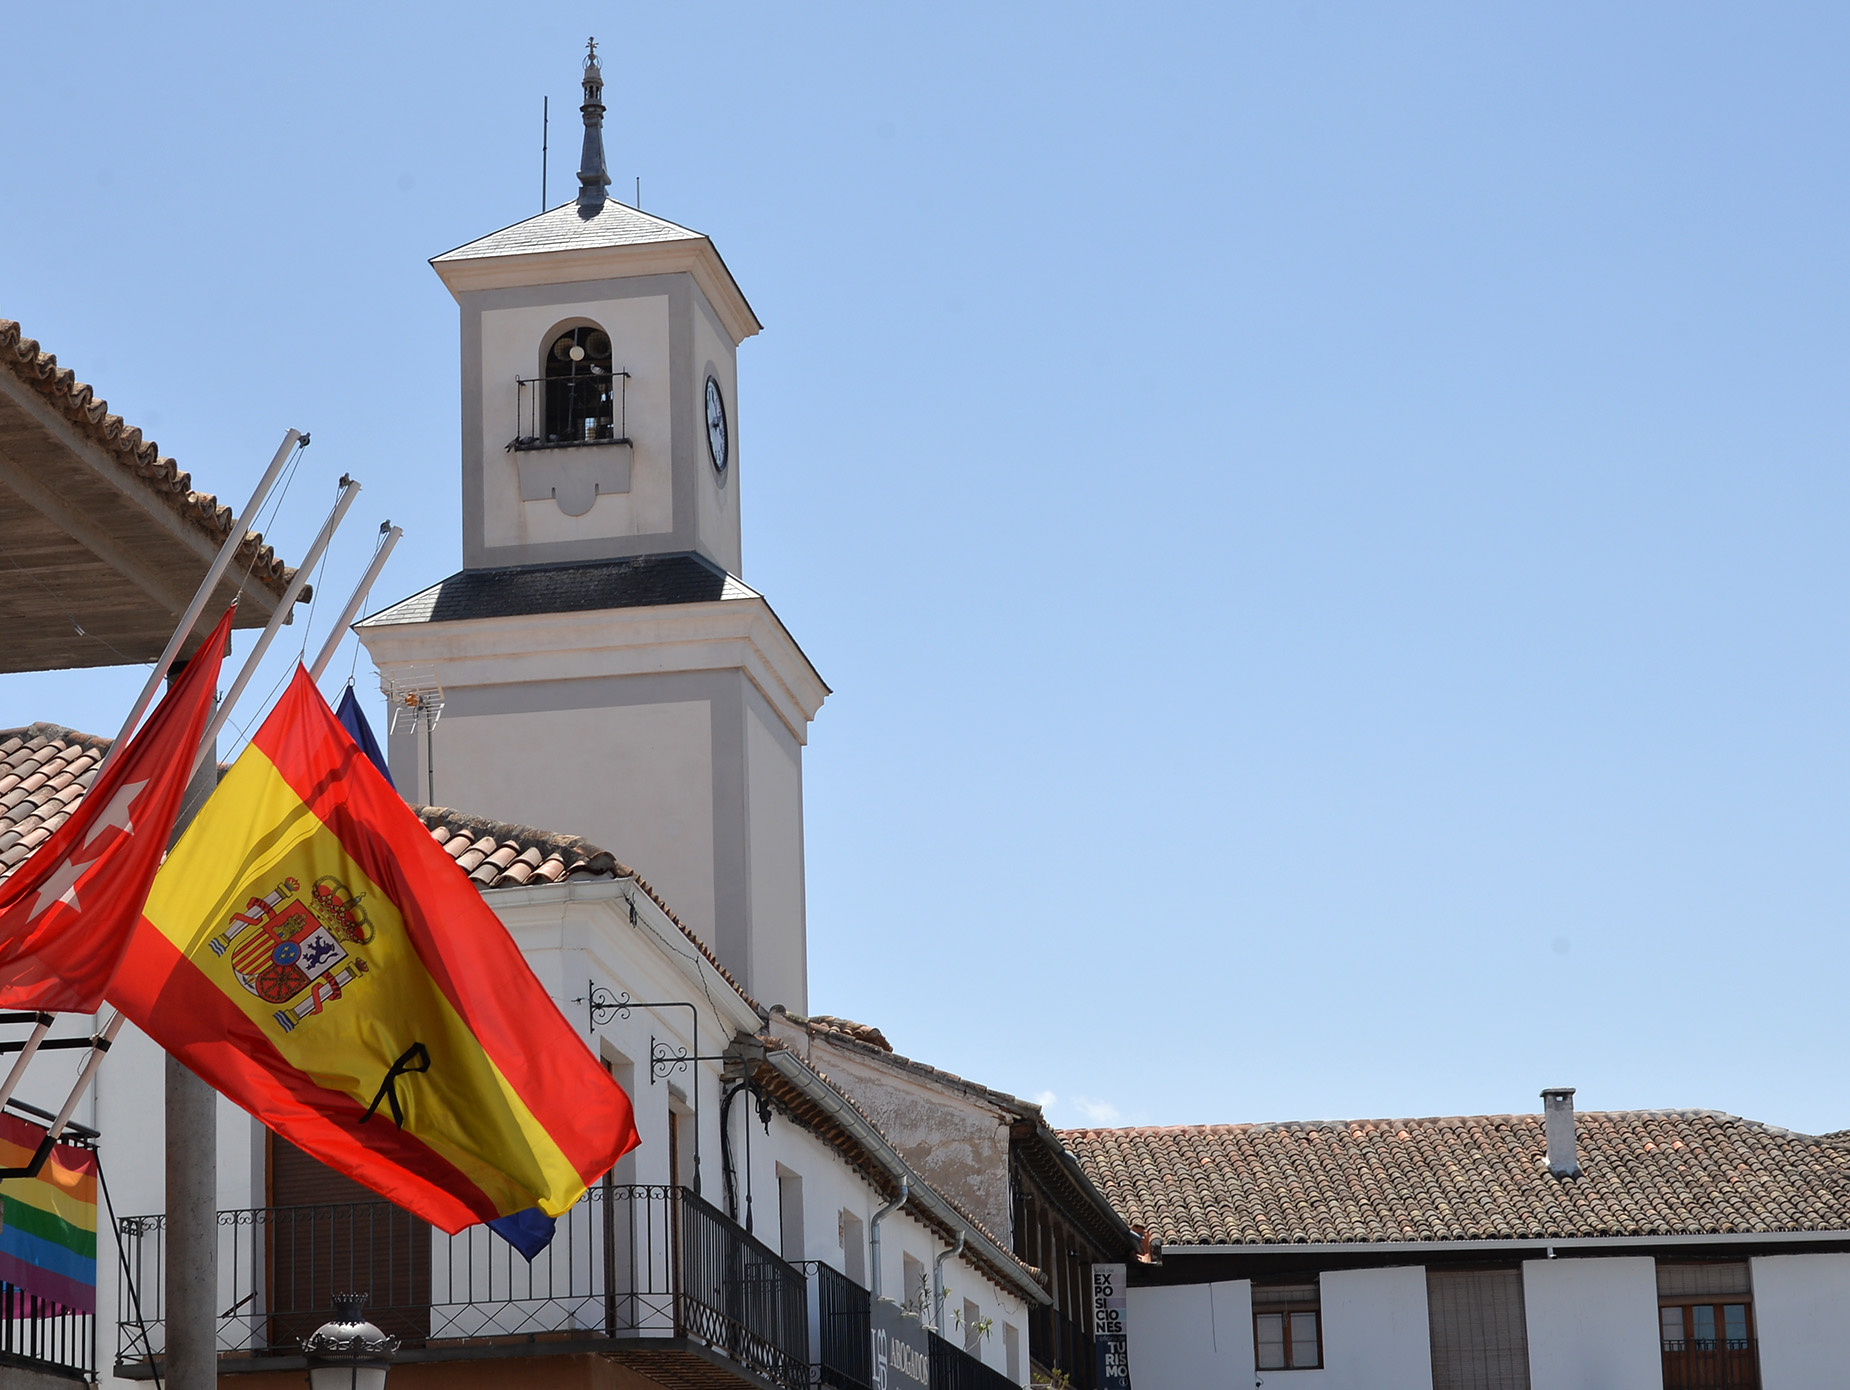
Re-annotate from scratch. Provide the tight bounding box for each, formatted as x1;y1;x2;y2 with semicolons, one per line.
429;199;762;342
433;199;707;262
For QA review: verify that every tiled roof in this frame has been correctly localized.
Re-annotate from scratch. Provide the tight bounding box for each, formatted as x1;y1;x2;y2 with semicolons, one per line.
432;201;704;263
419;807;620;889
1062;1112;1850;1247
2;319;297;597
750;1042;1048;1301
359;554;758;628
0;726;107;876
412;806;759;1012
807;1015;893;1052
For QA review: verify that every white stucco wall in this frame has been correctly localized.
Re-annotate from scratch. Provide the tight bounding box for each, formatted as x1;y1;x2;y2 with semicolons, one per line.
1316;1265;1433;1389
1125;1281;1253;1390
1750;1251;1850;1389
477;293;674;550
1522;1256;1661;1390
433;696;717;934
745;697;806;1014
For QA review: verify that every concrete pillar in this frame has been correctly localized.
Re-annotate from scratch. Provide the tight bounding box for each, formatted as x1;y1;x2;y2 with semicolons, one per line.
164;689;218;1390
164;1057;217;1389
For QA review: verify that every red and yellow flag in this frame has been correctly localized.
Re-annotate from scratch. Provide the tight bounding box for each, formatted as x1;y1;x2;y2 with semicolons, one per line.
0;608;230;1012
109;667;638;1232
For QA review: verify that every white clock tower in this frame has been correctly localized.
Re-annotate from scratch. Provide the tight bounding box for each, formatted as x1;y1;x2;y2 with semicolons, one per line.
357;43;825;1013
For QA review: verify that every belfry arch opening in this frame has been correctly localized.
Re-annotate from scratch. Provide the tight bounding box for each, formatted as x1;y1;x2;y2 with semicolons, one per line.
543;324;618;444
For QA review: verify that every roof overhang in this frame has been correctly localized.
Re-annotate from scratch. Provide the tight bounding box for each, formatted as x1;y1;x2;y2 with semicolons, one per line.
747;1041;1053;1308
0;321;303;672
431;238;763;347
1158;1229;1850;1257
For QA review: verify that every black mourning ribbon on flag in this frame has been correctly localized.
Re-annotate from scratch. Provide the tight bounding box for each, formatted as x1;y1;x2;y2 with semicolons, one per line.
360;1042;430;1127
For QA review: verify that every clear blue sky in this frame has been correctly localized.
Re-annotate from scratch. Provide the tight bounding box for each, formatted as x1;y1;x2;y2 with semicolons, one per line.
4;5;1848;1134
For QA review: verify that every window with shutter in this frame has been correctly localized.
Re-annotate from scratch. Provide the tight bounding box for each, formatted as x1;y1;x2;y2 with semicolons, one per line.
1427;1268;1531;1390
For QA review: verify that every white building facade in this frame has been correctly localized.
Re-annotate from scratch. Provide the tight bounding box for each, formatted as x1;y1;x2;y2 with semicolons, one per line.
1067;1094;1850;1390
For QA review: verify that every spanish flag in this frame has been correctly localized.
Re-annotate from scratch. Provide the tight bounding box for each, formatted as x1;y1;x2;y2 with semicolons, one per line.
0;1114;96;1313
109;667;638;1233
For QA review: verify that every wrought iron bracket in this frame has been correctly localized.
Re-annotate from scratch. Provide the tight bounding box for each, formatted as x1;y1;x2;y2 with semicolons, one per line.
650;1038;730;1084
571;980;633;1035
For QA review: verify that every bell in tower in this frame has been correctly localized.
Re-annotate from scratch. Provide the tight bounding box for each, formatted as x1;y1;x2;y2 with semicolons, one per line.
358;41;825;1014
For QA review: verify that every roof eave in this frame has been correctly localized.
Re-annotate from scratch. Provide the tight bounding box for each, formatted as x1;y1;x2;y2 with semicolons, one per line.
750;1042;1053;1307
429;237;763;345
1157;1229;1850;1257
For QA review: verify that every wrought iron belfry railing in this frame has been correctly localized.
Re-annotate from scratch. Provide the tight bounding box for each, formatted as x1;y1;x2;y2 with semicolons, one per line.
511;373;631;450
116;1185;808;1388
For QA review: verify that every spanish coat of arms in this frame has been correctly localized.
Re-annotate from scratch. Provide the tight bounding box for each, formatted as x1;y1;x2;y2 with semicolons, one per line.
207;875;374;1033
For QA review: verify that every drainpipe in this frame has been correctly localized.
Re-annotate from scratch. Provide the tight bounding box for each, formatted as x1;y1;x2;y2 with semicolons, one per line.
933;1232;966;1332
869;1177;910;1302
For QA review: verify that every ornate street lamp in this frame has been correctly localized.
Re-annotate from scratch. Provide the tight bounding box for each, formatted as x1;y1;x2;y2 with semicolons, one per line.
302;1293;398;1390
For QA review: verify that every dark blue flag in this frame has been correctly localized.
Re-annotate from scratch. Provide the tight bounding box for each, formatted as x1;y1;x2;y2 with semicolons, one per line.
335;686;394;788
487;1207;559;1262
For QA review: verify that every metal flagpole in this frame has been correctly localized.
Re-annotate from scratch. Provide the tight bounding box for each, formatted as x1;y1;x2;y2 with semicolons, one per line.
7;432;305;1118
307;522;402;681
188;478;361;780
97;429;303;778
0;1013;51;1109
25;477;363;1150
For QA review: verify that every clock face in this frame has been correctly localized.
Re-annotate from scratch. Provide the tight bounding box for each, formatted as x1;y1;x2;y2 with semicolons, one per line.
704;376;729;475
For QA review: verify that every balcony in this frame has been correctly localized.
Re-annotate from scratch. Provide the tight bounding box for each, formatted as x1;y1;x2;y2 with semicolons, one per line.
509;373;631;451
928;1328;1018;1390
116;1185;809;1390
798;1260;1016;1390
1029;1303;1096;1390
0;1282;92;1383
1662;1338;1759;1389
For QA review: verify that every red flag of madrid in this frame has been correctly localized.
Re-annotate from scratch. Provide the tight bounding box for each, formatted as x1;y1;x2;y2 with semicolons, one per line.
0;608;231;1012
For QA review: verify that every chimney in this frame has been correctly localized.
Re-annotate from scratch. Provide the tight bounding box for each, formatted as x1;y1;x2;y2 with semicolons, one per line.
1542;1087;1581;1178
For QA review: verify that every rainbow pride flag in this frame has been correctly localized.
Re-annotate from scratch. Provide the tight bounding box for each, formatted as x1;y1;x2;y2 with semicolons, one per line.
0;1113;97;1313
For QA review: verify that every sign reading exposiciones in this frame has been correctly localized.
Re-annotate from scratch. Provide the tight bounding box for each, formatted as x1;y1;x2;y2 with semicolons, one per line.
1092;1264;1132;1390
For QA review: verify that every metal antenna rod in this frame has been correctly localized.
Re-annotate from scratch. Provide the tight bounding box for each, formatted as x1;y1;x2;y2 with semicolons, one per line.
308;524;402;681
542;97;549;212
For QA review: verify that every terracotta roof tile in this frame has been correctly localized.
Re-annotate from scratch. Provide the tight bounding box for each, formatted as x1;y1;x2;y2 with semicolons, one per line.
1062;1112;1850;1247
0;320;296;598
414;806;761;1012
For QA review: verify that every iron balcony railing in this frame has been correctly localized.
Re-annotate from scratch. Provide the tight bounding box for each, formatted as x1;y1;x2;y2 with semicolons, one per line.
928;1327;1018;1390
116;1185;809;1389
510;372;631;451
0;1281;92;1383
1662;1337;1759;1389
1029;1302;1096;1390
803;1260;872;1390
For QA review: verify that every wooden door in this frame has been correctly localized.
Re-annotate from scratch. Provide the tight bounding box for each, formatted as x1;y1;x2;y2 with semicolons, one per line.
267;1136;431;1348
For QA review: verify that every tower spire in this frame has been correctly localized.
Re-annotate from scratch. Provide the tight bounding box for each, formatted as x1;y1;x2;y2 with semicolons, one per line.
576;37;610;215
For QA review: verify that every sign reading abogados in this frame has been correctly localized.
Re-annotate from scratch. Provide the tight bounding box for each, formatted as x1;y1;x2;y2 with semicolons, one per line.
873;1299;930;1390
